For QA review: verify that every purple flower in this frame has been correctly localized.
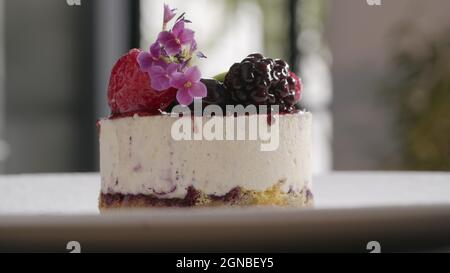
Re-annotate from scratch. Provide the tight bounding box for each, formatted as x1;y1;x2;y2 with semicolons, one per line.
190;39;197;53
138;4;207;104
158;21;195;55
149;63;180;91
137;42;166;72
163;4;176;26
170;66;207;105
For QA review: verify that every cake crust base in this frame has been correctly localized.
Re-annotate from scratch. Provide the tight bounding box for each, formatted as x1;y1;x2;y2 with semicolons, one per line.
99;184;313;209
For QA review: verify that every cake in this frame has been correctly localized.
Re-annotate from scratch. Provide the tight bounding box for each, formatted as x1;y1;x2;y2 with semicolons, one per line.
98;5;313;209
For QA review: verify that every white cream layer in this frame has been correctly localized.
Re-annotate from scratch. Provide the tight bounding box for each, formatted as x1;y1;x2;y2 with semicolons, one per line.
99;112;312;198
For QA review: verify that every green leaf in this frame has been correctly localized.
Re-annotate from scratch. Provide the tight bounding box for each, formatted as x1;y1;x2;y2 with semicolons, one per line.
213;72;228;82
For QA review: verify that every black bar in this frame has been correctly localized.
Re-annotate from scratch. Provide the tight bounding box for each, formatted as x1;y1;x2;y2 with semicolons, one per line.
0;253;445;272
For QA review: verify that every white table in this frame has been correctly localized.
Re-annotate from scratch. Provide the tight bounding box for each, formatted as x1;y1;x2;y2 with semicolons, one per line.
0;171;449;215
1;171;450;252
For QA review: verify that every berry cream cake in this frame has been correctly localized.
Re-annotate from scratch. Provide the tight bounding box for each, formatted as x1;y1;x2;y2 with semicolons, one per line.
98;5;313;209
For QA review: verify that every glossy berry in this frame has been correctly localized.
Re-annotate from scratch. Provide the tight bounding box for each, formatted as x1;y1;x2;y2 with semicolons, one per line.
289;71;302;102
107;49;176;115
224;53;302;113
200;79;231;107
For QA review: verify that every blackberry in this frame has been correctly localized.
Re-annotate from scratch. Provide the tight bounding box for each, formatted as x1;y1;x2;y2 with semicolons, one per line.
224;53;300;113
200;79;231;107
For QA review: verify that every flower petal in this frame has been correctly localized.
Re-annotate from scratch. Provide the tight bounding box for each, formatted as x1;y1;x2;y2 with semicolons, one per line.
137;51;153;72
157;31;174;45
149;42;161;59
179;28;195;45
176;88;194;106
149;66;171;91
163;4;176;24
172;20;185;37
189;39;197;54
188;81;207;98
167;63;180;76
153;59;168;69
170;72;187;89
185;66;201;82
164;39;182;56
149;65;166;77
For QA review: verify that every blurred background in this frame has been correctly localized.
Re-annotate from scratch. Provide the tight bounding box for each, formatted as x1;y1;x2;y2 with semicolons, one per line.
0;0;448;174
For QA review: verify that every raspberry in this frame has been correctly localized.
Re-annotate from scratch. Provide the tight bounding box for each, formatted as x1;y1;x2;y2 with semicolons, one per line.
289;71;302;102
107;49;176;115
224;53;302;113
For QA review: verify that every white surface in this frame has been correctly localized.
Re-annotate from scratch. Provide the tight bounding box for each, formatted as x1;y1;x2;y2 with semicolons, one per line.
0;172;449;215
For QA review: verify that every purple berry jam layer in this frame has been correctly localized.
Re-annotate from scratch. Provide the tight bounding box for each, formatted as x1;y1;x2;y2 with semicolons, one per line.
99;185;313;209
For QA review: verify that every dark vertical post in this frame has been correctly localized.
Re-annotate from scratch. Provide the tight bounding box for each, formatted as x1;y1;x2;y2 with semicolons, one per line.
77;0;95;171
288;0;300;73
129;0;141;49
